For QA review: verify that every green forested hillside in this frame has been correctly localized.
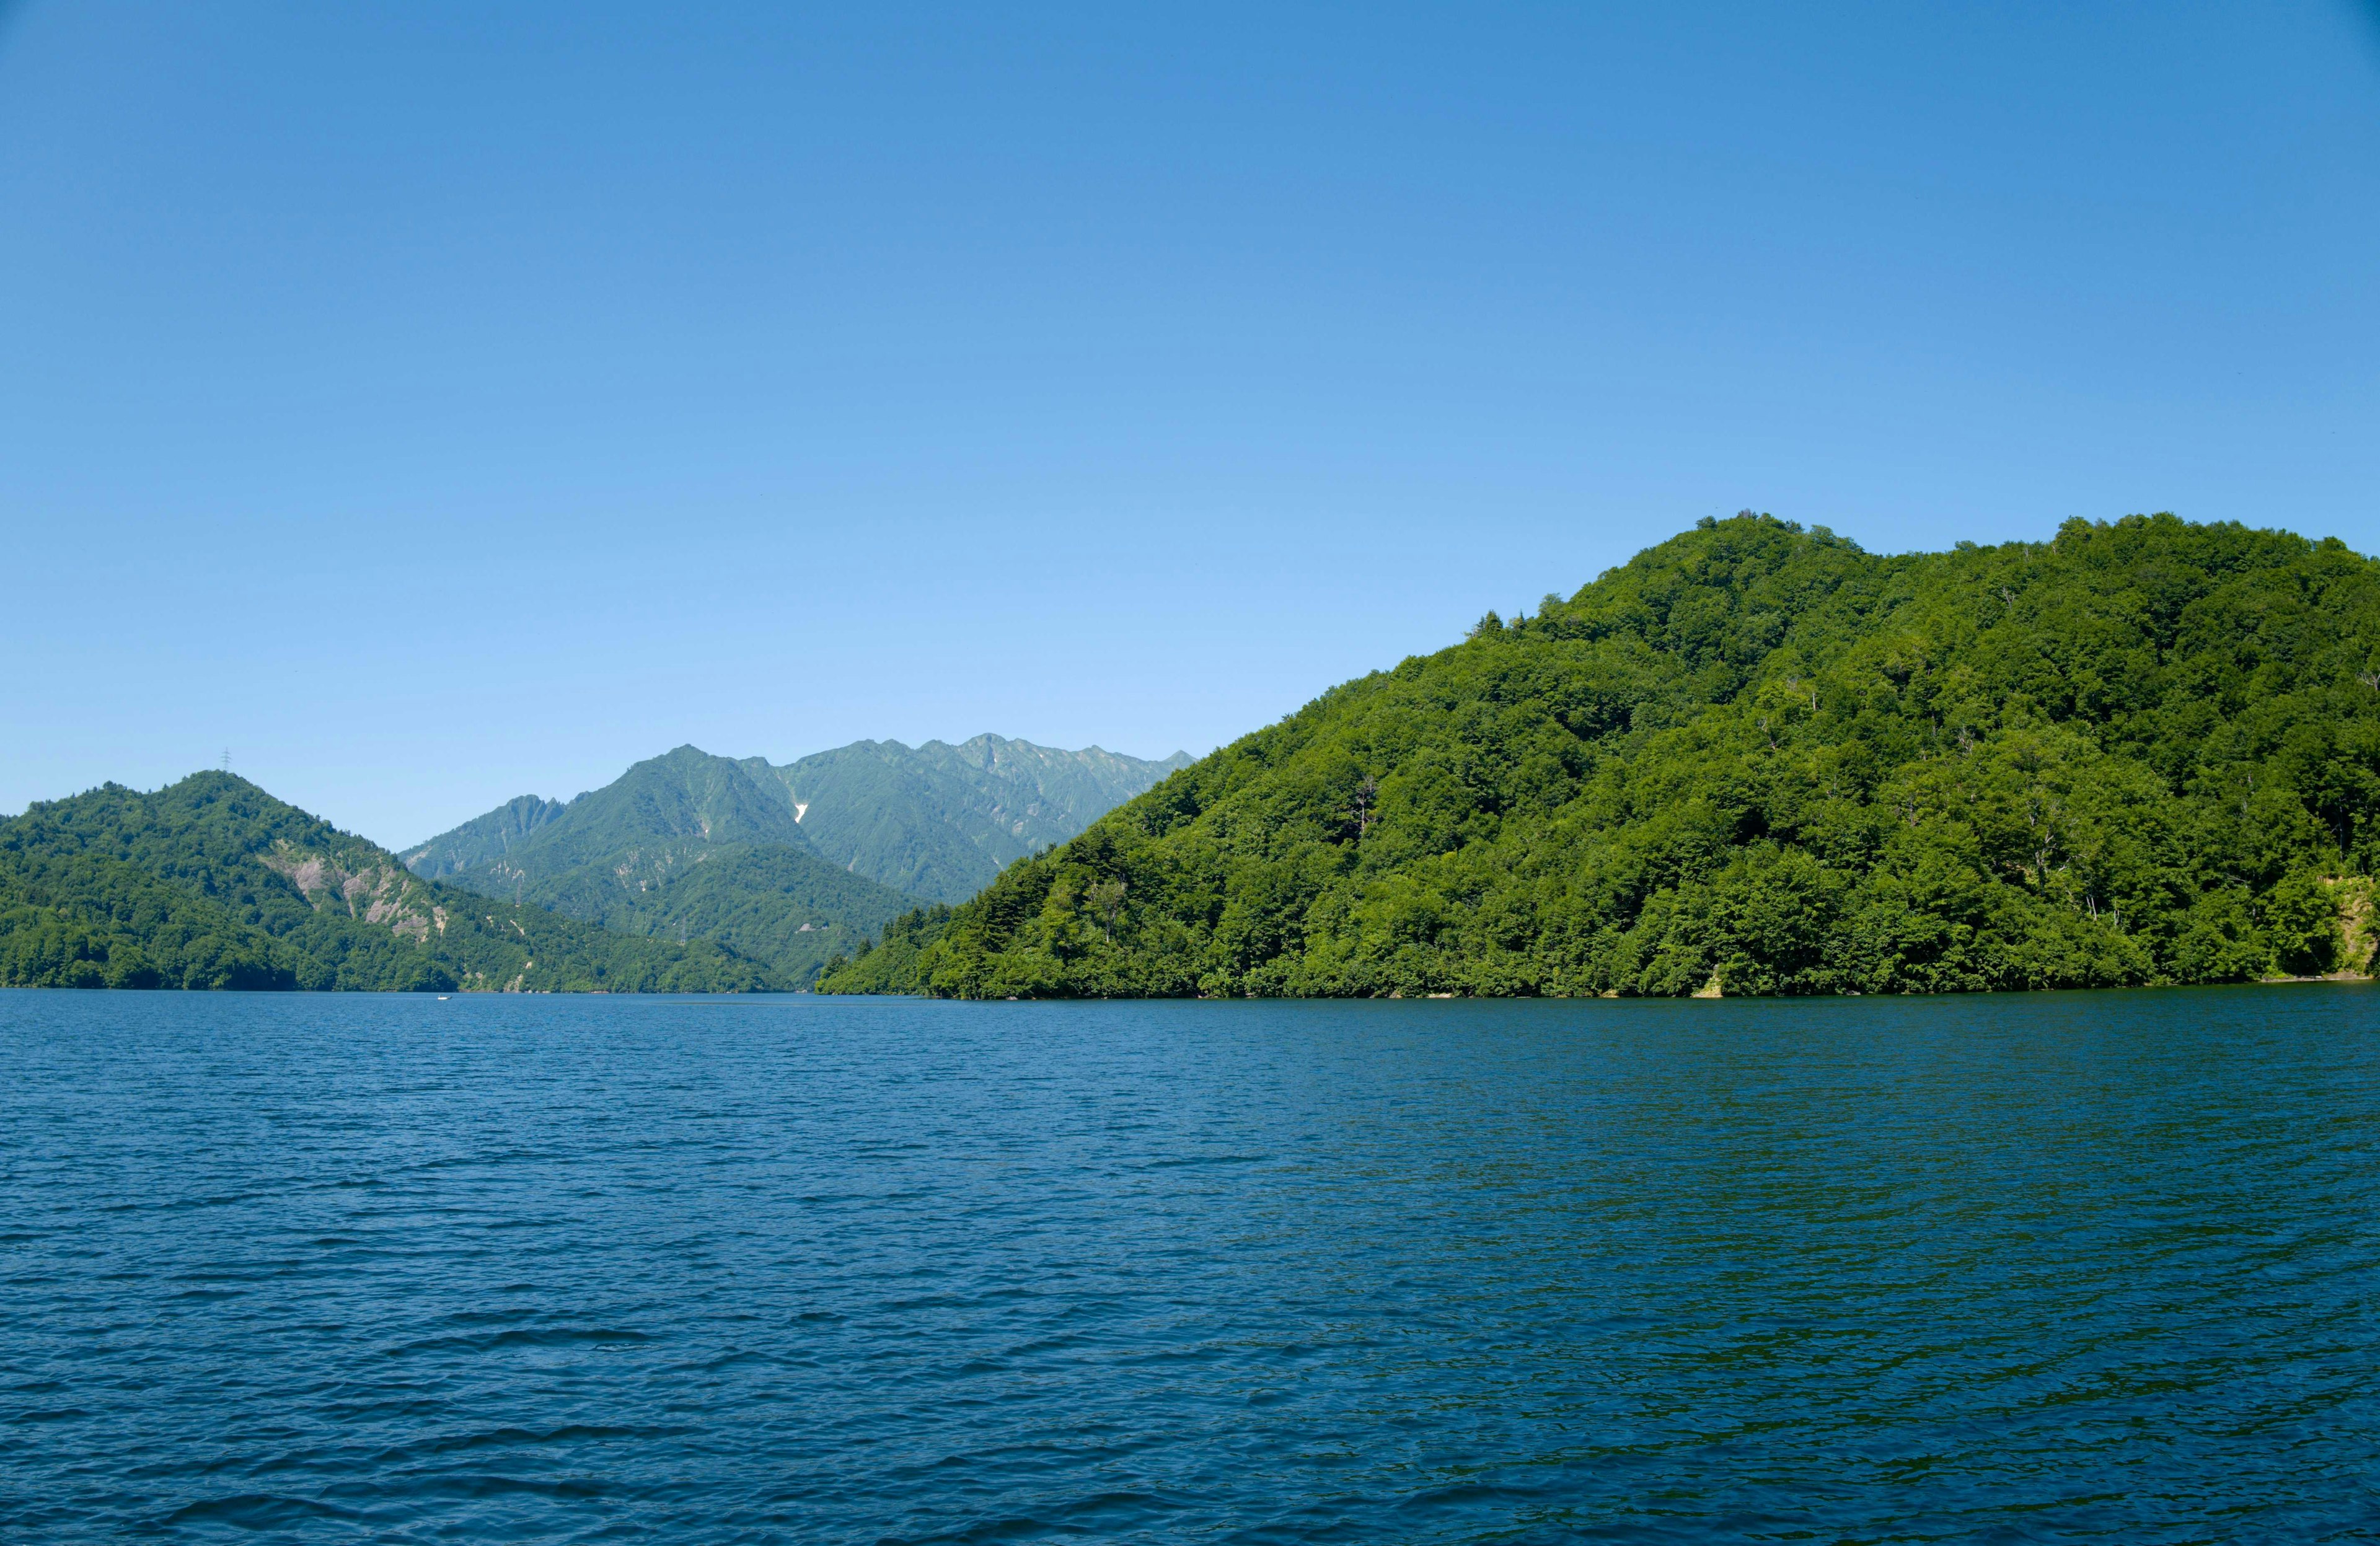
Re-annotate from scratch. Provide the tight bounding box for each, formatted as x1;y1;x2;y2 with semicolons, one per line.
815;904;954;995
568;845;907;983
0;774;770;991
413;739;1191;909
425;745;814;901
398;794;568;880
754;736;1195;902
821;514;2380;999
408;746;917;986
403;737;1190;981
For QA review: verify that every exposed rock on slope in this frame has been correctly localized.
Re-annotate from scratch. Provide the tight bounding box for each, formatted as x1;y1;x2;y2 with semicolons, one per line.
0;774;769;991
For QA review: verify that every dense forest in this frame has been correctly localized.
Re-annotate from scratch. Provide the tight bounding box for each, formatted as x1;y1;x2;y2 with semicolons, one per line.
0;774;771;991
821;514;2379;999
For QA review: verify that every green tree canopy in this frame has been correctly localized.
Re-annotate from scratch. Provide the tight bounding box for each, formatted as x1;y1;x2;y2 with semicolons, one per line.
824;514;2379;998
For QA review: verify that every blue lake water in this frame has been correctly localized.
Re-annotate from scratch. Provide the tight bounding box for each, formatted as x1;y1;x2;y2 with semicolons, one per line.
3;987;2376;1542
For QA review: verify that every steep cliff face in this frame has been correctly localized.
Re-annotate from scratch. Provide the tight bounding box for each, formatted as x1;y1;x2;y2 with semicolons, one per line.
261;845;446;944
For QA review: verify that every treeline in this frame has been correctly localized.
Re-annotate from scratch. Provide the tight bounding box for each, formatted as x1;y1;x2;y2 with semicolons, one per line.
816;904;953;995
821;514;2380;998
0;775;770;991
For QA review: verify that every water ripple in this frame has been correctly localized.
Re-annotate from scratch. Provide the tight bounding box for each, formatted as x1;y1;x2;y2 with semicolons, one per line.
2;986;2376;1541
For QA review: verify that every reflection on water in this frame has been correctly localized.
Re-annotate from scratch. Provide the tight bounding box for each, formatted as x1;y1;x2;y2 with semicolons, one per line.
2;987;2375;1541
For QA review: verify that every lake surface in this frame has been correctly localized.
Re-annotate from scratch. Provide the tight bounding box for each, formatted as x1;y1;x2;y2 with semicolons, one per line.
3;988;2376;1542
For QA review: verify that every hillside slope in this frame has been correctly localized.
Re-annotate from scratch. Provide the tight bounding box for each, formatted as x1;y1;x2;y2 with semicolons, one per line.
405;737;1192;982
421;746;814;900
751;735;1194;901
399;794;568;880
821;514;2379;999
408;747;913;986
0;774;771;991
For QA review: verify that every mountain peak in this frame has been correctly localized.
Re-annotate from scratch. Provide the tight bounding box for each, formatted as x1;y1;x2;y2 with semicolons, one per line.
393;734;1186;983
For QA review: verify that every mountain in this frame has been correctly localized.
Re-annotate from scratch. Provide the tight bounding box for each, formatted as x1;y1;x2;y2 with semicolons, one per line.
0;773;772;991
423;746;814;898
402;737;1191;985
407;746;914;988
747;735;1196;901
399;794;568;880
819;513;2380;999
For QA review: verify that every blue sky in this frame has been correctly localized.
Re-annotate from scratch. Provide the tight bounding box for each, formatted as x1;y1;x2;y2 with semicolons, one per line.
4;2;2376;848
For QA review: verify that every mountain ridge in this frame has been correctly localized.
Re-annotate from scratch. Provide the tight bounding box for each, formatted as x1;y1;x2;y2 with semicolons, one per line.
408;736;1191;905
402;794;568;881
402;736;1188;985
740;735;1194;901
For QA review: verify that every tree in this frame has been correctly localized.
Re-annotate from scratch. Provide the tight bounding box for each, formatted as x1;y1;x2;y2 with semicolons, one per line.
1086;879;1127;940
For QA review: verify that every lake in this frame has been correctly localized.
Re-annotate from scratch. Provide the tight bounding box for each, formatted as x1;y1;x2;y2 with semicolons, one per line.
2;987;2375;1542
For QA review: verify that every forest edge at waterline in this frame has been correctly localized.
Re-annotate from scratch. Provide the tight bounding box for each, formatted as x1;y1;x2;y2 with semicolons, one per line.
7;514;2378;1001
821;513;2380;999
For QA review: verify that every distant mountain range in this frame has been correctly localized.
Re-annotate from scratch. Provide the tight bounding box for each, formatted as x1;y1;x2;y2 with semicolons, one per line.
0;775;767;992
400;737;1191;986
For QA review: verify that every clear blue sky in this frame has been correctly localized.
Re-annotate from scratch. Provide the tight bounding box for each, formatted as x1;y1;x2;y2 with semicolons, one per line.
4;2;2376;848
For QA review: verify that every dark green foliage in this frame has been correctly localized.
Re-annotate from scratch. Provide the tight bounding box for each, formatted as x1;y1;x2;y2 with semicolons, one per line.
527;844;912;988
819;514;2379;999
0;774;770;992
816;905;953;995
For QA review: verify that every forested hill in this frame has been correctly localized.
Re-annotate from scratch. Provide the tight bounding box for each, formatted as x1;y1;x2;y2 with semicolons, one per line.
756;736;1197;902
0;774;772;991
821;514;2380;999
399;794;568;880
402;746;920;989
398;737;1188;986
